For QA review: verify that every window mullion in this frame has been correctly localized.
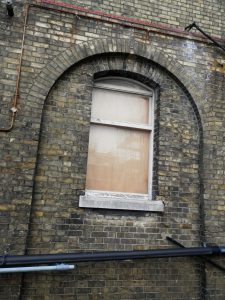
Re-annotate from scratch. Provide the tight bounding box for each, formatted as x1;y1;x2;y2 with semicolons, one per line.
91;118;152;131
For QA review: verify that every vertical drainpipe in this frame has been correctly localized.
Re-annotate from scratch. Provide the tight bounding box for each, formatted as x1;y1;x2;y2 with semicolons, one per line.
198;123;207;299
0;2;29;132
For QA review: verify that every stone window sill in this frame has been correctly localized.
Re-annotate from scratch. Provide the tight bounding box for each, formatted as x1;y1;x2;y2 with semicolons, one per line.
79;190;164;212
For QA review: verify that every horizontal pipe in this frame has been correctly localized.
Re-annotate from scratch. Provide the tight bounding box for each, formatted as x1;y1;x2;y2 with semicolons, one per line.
0;246;223;267
0;264;74;273
38;0;225;44
166;236;225;273
32;2;211;45
40;0;186;34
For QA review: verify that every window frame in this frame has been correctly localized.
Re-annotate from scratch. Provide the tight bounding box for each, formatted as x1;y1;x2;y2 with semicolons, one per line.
79;77;164;212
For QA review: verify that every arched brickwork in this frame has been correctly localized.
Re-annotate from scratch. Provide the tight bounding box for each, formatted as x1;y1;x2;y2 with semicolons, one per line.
28;38;203;124
27;39;205;238
28;39;205;237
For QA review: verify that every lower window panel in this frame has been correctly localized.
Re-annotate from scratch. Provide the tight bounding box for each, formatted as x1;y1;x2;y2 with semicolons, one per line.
86;124;150;194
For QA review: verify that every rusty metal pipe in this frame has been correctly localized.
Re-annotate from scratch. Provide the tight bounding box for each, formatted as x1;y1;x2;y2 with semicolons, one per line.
0;3;29;132
31;3;145;32
37;0;225;44
30;1;219;45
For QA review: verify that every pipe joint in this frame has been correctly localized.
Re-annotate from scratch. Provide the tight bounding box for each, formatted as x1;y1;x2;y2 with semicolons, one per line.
11;107;17;113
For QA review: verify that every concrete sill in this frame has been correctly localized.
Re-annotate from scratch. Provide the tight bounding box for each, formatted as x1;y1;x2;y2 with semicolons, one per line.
79;192;164;212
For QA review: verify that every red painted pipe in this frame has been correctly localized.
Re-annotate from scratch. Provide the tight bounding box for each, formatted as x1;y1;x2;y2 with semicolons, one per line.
40;0;185;34
38;0;225;43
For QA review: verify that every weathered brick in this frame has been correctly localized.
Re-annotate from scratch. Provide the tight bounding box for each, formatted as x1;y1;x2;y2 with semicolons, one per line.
0;0;225;299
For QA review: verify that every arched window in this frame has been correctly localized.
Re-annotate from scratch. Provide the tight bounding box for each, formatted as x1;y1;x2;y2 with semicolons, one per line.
79;77;163;211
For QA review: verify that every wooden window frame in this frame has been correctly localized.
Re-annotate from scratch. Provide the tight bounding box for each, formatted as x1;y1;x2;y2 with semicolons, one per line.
79;77;164;212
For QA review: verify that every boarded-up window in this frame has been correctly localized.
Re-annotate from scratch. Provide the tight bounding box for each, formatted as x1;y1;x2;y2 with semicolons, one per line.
86;77;153;195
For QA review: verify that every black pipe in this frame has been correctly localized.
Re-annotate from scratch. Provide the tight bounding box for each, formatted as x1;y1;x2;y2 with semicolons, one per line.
6;0;14;17
166;236;185;248
0;246;223;267
185;22;225;53
166;236;225;273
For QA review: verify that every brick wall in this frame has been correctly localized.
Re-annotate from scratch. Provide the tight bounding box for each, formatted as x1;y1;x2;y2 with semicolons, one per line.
0;0;225;299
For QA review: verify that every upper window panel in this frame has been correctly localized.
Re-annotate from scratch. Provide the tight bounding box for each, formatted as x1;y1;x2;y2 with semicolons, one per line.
92;89;150;125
